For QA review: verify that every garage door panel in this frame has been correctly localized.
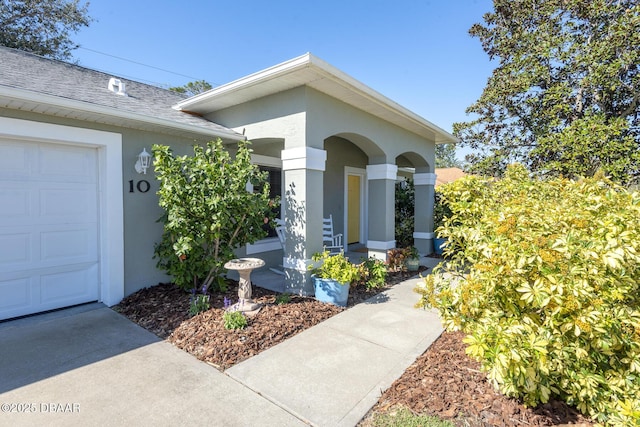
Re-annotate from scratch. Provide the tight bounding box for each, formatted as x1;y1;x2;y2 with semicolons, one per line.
0;277;33;313
1;185;97;225
0;233;31;265
41;228;98;262
40;187;97;219
0;141;31;177
39;145;96;183
0;189;30;217
40;264;99;304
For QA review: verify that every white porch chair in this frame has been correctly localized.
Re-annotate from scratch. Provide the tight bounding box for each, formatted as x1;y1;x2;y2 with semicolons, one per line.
323;215;343;253
269;218;286;275
274;218;285;247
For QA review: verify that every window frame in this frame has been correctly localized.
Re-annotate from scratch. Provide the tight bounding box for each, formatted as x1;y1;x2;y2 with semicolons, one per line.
246;154;283;255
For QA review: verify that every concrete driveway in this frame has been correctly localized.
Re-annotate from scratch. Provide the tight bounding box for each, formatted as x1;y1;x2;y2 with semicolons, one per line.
0;260;444;427
0;304;304;427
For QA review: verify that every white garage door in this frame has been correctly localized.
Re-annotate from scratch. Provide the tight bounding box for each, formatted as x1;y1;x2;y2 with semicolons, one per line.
0;138;100;320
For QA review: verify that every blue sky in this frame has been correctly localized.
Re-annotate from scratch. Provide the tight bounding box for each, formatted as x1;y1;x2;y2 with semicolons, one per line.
74;0;496;161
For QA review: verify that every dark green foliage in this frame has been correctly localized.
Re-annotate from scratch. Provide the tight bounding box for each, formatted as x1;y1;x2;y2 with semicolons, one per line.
395;179;414;248
275;293;291;305
0;0;92;60
456;0;640;185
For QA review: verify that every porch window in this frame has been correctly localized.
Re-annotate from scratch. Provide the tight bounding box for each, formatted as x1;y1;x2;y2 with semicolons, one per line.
254;165;282;238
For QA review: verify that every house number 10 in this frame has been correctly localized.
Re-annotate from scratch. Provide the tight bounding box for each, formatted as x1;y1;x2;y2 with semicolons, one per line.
128;180;150;193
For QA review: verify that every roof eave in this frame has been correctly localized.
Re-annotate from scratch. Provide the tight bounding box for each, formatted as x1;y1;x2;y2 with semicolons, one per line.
174;53;458;144
0;85;245;141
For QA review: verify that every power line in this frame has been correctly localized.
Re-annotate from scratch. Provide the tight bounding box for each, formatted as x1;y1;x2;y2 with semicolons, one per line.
77;46;205;82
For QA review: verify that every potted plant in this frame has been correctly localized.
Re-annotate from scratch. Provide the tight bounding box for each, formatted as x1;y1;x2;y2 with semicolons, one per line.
308;251;360;307
405;246;420;271
433;191;450;255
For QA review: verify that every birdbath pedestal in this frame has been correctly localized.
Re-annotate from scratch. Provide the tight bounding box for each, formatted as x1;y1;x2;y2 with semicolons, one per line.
224;257;265;314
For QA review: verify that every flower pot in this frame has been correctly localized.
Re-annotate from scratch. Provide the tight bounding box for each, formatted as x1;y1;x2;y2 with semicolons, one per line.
312;276;349;307
405;258;420;271
434;237;447;255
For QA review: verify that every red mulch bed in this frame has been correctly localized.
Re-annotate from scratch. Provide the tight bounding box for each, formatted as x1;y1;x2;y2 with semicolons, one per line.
363;331;593;426
113;267;425;370
114;266;593;426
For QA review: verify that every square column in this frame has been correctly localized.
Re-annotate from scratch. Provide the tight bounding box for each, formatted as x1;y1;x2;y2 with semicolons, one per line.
281;147;326;295
366;164;397;260
413;172;436;254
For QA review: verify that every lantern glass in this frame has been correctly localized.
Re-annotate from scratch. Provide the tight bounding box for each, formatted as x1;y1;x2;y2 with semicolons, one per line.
135;148;152;174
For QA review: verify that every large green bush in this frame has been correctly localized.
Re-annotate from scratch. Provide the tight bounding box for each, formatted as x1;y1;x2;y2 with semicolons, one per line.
416;164;640;425
153;139;276;293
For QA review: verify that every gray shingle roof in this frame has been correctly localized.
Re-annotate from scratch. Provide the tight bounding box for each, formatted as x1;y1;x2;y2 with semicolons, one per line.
0;46;241;139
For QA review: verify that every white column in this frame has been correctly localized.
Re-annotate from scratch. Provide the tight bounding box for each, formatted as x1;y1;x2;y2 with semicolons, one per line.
366;163;397;260
413;172;436;254
281;146;326;295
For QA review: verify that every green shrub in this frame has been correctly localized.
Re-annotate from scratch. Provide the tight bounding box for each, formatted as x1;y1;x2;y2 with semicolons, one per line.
358;257;388;290
223;310;247;330
309;251;361;284
275;293;291;305
153;139;277;293
416;164;640;425
188;294;210;316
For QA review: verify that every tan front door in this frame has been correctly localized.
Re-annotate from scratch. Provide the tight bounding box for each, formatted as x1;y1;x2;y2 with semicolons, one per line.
347;174;360;244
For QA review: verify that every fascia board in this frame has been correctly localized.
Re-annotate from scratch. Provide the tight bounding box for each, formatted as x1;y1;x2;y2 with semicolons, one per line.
175;53;458;144
174;53;314;111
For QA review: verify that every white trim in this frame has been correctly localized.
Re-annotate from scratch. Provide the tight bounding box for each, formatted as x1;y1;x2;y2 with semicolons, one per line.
344;167;367;248
366;164;397;181
0;117;124;307
0;85;244;141
414;232;435;239
173;53;458;144
367;240;396;250
247;154;284;251
246;237;282;255
281;147;326;171
283;257;313;272
251;154;282;168
414;173;437;186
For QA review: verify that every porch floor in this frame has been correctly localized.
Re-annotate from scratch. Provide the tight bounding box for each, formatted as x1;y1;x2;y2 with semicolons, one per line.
250;246;427;294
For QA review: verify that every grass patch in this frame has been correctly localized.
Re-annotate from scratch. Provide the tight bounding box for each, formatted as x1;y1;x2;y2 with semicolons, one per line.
367;407;453;427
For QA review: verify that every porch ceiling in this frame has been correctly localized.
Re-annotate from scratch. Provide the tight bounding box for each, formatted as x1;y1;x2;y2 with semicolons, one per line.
173;54;458;144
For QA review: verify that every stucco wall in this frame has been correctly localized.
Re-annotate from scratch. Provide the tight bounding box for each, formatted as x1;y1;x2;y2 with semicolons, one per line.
305;88;435;169
206;86;435;171
323;136;368;237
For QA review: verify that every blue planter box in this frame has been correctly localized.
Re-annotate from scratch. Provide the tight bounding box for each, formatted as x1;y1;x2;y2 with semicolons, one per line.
434;237;447;255
312;276;349;307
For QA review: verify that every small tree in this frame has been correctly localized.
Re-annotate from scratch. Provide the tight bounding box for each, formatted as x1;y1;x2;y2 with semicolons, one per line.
435;143;462;168
153;139;277;292
455;0;640;185
169;80;212;97
0;0;92;60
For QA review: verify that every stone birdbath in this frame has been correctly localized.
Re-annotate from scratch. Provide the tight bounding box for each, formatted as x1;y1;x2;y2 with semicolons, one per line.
224;257;265;314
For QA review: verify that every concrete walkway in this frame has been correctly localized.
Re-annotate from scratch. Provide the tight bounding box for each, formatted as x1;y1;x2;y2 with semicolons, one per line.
0;258;443;427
